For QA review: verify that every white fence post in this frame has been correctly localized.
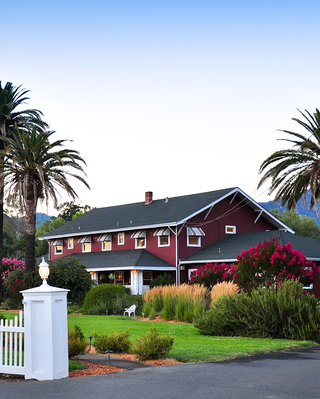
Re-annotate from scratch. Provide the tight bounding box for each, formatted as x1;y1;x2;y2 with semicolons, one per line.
21;284;69;381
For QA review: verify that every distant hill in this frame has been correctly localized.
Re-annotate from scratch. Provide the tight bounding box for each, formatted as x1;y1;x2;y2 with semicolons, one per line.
259;192;320;225
36;213;52;227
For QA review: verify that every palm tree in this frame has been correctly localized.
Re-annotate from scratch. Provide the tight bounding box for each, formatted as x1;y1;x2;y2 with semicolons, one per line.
258;108;320;214
0;82;48;261
0;126;89;273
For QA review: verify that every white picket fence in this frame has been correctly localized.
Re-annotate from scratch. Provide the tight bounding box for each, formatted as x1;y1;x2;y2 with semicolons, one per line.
0;310;25;375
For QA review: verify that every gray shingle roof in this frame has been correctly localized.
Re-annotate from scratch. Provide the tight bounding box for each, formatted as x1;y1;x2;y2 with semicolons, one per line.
58;250;175;271
181;230;320;263
43;187;238;238
42;187;291;239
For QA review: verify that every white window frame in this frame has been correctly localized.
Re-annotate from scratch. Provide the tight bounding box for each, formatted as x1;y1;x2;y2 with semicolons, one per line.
118;232;125;245
187;235;201;247
188;268;198;281
82;240;91;253
68;238;74;249
158;234;170;247
135;237;146;249
102;239;112;251
225;225;236;234
54;244;63;255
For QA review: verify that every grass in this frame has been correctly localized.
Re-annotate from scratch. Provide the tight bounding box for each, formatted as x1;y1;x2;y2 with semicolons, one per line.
69;360;88;371
67;314;317;363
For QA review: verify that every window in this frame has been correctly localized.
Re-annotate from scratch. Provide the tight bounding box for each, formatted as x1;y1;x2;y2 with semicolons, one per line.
159;235;170;246
136;237;146;248
102;240;111;251
154;228;170;247
187;227;205;247
68;238;74;249
55;245;63;255
52;239;63;255
118;232;125;245
143;271;153;285
131;230;146;249
83;242;91;252
188;236;200;246
78;236;91;252
225;225;236;234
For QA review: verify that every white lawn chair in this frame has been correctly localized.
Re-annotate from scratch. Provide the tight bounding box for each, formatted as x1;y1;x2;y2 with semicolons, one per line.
124;304;136;317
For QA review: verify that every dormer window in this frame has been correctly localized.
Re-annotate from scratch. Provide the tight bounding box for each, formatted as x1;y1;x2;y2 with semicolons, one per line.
187;227;205;247
98;234;112;251
131;231;146;249
78;236;91;252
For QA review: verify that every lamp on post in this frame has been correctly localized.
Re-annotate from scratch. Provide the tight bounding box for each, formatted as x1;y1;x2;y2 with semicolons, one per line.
38;257;50;285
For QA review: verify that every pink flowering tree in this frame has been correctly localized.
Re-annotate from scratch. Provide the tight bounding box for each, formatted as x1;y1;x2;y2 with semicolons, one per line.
190;263;237;289
235;239;320;292
1;259;26;307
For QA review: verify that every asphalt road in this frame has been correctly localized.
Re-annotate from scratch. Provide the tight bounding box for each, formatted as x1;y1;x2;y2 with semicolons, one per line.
1;347;320;399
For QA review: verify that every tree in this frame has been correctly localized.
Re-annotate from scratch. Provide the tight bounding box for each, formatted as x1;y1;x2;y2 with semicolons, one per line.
35;216;66;257
0;82;47;264
0;126;89;273
235;239;320;292
57;201;91;222
270;209;320;241
258;108;320;214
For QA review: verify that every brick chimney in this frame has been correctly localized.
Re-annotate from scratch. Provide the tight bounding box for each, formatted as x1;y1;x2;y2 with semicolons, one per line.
145;191;153;205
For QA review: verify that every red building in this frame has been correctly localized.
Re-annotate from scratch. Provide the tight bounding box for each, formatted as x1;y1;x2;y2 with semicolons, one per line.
42;188;320;295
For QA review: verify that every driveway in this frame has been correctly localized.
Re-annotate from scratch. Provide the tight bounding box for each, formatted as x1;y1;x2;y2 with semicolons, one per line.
1;347;320;399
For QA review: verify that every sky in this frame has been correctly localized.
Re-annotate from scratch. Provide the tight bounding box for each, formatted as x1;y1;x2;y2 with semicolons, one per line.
2;0;320;216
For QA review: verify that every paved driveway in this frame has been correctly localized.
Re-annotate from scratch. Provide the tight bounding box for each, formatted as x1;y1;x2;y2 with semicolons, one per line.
1;347;320;399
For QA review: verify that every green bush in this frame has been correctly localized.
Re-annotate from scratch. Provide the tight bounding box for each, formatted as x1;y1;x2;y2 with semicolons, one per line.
93;330;131;353
133;327;174;360
194;280;320;343
48;257;93;305
82;284;141;315
149;273;175;289
68;325;87;359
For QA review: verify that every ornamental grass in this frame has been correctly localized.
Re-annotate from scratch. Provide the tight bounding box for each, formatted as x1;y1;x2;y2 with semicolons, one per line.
143;284;207;322
210;281;239;307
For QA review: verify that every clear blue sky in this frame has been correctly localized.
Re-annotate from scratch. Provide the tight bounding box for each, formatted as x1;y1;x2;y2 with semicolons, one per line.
2;0;320;215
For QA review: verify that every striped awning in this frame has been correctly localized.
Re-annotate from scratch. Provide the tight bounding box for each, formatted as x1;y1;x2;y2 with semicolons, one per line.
78;236;91;243
131;230;146;239
153;228;170;236
51;239;63;246
97;234;111;242
187;227;205;236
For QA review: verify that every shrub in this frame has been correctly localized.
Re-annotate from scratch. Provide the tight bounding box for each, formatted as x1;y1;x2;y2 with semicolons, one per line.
143;284;206;322
149;273;175;289
93;330;131;353
210;281;239;306
190;263;236;288
68;325;87;359
83;284;129;313
235;239;320;292
133;327;174;360
48;257;93;305
194;280;320;343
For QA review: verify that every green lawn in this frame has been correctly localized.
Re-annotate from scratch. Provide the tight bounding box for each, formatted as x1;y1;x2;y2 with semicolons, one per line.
68;315;317;363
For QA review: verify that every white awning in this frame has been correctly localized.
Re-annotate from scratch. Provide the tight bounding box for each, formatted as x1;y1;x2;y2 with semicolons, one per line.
51;239;63;246
187;227;205;236
131;230;146;239
153;228;170;236
97;234;111;242
78;236;91;243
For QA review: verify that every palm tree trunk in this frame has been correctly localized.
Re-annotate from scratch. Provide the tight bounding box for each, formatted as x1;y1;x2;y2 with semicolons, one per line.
25;197;37;273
